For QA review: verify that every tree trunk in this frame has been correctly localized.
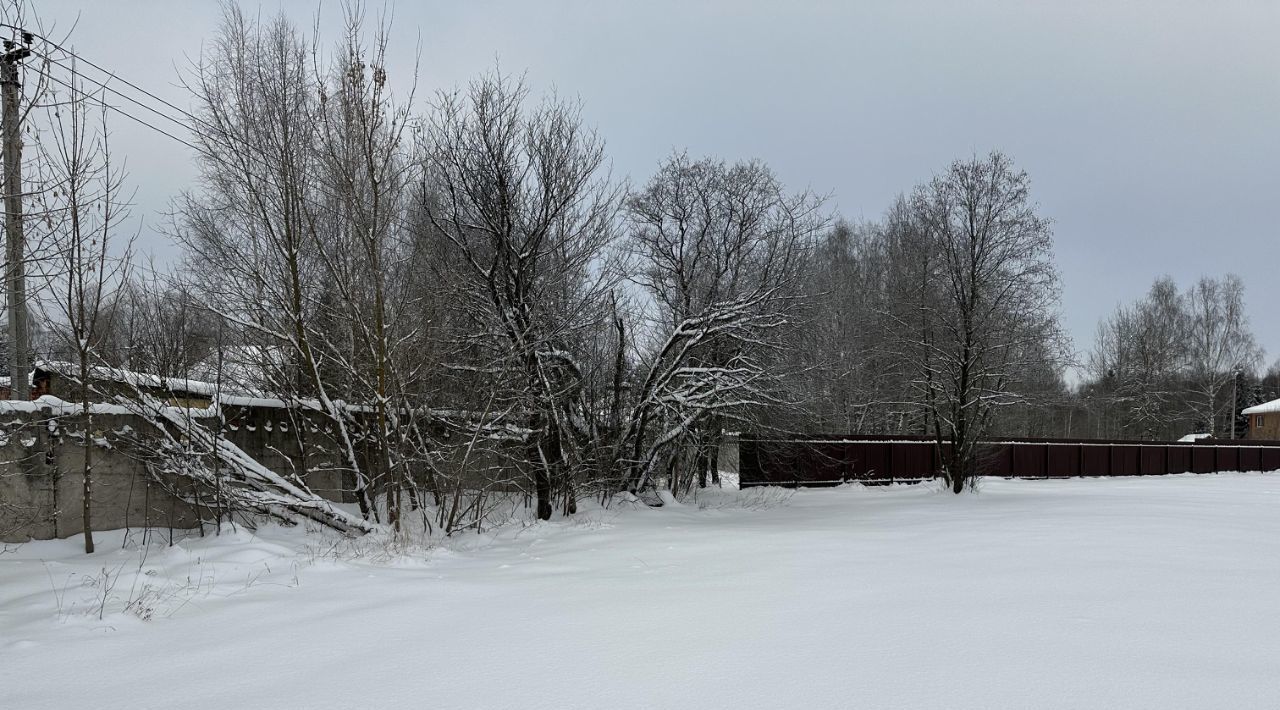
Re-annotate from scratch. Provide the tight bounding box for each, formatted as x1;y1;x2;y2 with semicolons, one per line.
532;418;557;521
81;373;95;553
534;463;553;521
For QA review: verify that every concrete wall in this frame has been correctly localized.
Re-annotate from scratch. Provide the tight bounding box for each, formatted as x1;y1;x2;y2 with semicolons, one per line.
218;404;352;502
0;409;202;543
0;398;533;542
0;405;360;543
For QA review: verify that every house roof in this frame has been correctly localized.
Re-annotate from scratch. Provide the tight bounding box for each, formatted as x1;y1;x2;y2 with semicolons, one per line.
34;360;240;398
1242;398;1280;416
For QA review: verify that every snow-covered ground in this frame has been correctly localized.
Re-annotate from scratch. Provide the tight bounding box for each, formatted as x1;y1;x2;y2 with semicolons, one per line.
4;473;1280;709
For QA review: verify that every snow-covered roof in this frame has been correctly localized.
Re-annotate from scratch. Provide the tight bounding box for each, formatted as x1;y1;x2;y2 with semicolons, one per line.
1243;398;1280;416
7;361;517;431
0;394;136;415
189;345;287;393
1177;433;1212;443
35;360;250;398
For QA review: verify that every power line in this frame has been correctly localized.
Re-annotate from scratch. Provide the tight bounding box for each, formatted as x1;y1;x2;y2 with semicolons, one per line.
12;24;271;174
2;23;205;129
12;23;431;244
28;46;284;179
34;50;202;139
16;27;311;185
28;53;293;193
30;31;405;206
30;62;202;154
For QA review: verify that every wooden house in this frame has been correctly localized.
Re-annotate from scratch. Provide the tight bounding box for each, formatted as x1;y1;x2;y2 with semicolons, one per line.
1243;398;1280;440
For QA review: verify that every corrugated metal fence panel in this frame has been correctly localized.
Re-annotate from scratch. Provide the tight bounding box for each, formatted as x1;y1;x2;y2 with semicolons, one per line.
1239;447;1262;472
813;443;847;485
977;445;1010;477
738;436;1280;487
1139;447;1166;475
1191;447;1216;473
1011;444;1046;477
854;442;889;480
1168;447;1192;474
739;440;762;485
1081;446;1111;476
1046;445;1080;477
1215;447;1239;473
1262;448;1280;471
1113;446;1141;476
892;443;934;479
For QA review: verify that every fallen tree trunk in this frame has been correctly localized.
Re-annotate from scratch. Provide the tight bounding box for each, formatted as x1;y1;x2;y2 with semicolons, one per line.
123;394;376;536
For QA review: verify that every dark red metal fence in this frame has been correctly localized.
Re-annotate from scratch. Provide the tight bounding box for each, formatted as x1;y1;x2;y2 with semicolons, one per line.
738;434;1280;488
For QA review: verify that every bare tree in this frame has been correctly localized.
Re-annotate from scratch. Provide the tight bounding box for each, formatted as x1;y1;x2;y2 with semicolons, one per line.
789;220;909;433
900;152;1065;493
32;61;134;553
620;152;824;493
1184;274;1263;436
96;271;216;380
1087;277;1190;439
176;5;381;519
419;69;620;519
310;5;424;531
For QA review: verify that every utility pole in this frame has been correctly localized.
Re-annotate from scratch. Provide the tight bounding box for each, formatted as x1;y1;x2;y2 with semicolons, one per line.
2;34;31;401
1231;368;1241;440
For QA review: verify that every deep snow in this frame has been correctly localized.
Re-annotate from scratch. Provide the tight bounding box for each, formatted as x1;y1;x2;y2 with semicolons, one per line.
3;474;1280;709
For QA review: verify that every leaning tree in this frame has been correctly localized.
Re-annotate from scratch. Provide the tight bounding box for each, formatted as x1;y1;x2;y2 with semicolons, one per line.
620;152;824;493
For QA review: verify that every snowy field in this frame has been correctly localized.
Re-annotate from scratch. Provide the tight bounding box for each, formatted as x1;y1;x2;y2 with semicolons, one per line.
4;473;1280;709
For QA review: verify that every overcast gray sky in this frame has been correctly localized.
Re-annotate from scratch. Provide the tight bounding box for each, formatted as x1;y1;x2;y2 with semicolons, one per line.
33;0;1280;371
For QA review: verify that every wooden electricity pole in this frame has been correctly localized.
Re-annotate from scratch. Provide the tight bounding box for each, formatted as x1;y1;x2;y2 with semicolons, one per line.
2;36;31;400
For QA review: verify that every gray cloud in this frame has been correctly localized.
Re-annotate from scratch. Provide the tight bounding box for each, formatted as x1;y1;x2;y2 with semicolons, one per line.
34;0;1280;366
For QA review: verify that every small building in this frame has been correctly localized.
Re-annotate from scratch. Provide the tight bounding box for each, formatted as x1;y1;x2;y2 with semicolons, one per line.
1243;398;1280;440
0;361;218;408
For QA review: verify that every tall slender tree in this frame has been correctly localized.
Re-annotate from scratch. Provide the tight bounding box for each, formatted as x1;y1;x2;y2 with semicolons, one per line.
34;62;134;553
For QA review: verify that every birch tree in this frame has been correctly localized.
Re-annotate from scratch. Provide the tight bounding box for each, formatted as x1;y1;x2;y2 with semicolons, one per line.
1184;274;1263;436
1087;277;1189;438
